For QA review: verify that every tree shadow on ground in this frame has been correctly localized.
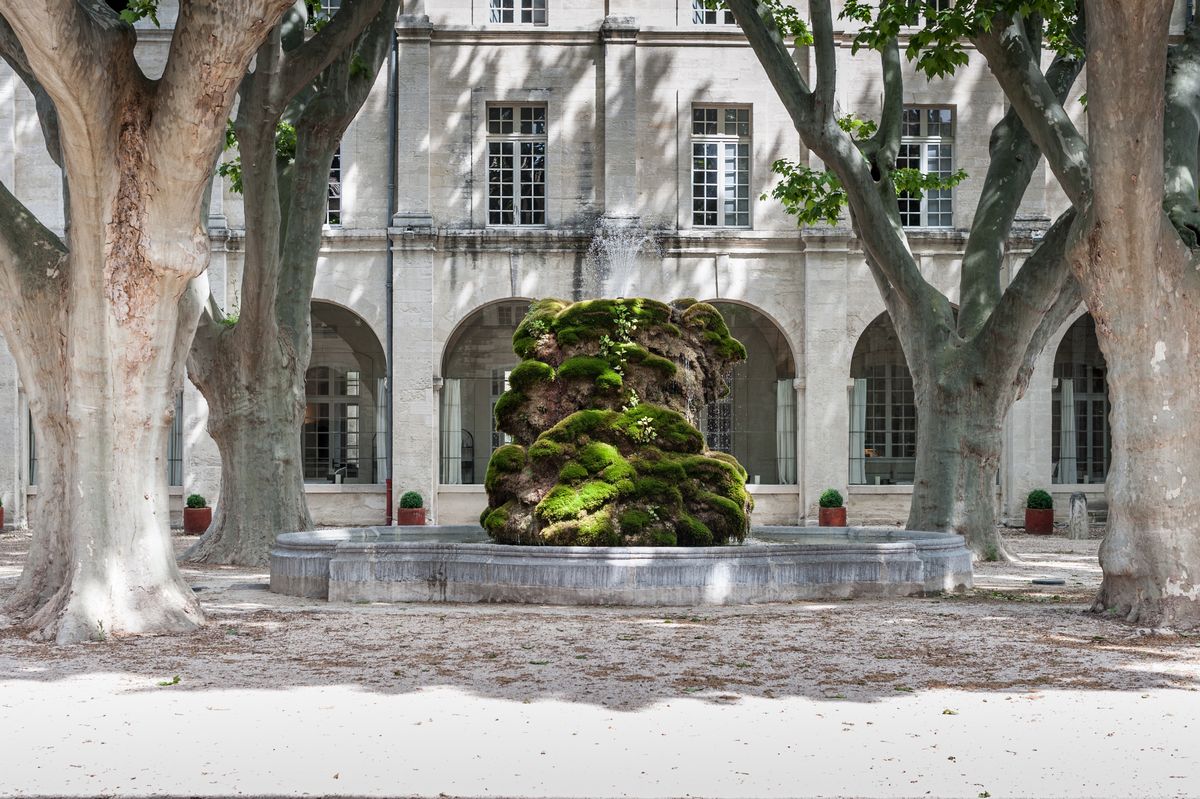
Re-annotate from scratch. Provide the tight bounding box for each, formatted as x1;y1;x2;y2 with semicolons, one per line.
0;532;1196;712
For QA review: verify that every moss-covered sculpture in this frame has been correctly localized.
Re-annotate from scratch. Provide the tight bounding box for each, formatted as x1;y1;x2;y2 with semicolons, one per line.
482;297;753;546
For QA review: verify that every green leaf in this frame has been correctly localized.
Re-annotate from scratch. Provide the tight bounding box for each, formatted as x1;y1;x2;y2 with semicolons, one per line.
762;158;848;227
118;0;160;26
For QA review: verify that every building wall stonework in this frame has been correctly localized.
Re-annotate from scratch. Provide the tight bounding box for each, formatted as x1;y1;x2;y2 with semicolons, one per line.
0;2;1103;535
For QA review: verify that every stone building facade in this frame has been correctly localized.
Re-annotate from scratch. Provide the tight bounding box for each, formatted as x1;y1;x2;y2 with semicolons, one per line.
0;1;1131;532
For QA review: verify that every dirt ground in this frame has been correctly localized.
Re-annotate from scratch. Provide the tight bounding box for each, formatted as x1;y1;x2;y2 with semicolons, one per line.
0;529;1197;798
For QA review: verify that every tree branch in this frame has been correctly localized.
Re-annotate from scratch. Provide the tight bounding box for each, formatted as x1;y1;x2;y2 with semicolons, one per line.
871;37;902;171
975;208;1079;383
958;45;1085;338
727;0;938;315
973;14;1091;206
0;16;62;167
810;0;836;124
149;0;295;200
279;0;390;102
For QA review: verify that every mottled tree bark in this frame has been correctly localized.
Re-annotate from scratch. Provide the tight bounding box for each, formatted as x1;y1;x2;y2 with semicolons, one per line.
0;0;292;642
185;0;398;566
1072;1;1200;627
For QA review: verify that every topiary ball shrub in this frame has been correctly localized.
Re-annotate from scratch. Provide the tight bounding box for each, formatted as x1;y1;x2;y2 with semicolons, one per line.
1026;489;1053;510
482;297;753;547
186;494;207;509
400;491;424;509
818;488;844;509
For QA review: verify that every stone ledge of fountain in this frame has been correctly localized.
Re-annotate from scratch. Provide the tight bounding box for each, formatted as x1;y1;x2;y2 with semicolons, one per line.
269;526;973;605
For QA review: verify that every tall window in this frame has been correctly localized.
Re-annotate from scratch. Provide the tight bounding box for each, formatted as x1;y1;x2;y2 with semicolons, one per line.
692;106;751;227
440;301;530;485
1052;315;1111;484
897;107;954;228
923;0;950;21
850;315;917;485
487;104;547;226
326;146;342;227
692;0;735;24
489;0;546;24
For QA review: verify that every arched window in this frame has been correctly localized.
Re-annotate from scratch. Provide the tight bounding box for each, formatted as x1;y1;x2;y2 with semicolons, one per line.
702;302;797;485
304;302;386;484
849;313;916;485
1052;314;1110;484
440;300;531;485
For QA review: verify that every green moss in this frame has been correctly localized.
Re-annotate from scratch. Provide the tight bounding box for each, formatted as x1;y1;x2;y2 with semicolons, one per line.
482;501;513;536
545;409;612;442
577;509;620;546
558;356;623;390
600;460;635;483
640;354;678;377
536;480;620;523
680;454;747;498
676;514;714;546
558;461;589;483
631;477;683;506
684;302;748;361
528;438;566;461
618;405;703;453
618;508;654;534
492;390;526;429
485;444;527;493
697;491;748;538
630;452;686;482
508;359;555;391
578;442;620;473
649;529;678;546
709;450;748;481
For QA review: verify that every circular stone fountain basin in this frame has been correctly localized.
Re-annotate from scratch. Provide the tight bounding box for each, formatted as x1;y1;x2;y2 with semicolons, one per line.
270;525;972;605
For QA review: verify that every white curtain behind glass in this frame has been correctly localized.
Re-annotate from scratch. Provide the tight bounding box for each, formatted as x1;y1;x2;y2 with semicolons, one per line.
849;378;867;484
775;379;796;484
440;378;463;484
1057;378;1077;484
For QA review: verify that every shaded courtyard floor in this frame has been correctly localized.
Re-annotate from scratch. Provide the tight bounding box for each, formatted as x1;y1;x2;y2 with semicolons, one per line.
0;529;1197;798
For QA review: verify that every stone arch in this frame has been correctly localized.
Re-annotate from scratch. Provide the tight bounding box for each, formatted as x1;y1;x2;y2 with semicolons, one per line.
1051;312;1110;485
848;312;916;485
438;298;534;485
304;301;388;484
702;300;798;485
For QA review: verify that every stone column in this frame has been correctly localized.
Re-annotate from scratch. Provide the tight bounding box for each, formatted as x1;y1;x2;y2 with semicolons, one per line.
600;16;639;221
393;16;435;230
0;336;19;527
801;243;852;519
391;233;437;521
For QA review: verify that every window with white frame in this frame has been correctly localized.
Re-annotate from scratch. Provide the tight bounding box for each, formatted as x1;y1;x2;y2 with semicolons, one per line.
924;0;951;21
320;0;341;14
897;107;954;228
692;106;751;227
326;146;342;227
489;0;547;24
487;104;547;227
692;0;735;25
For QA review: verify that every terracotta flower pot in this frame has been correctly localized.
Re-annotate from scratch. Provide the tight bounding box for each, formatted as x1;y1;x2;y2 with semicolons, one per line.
183;506;212;535
1025;507;1054;535
0;506;5;529
396;507;426;526
818;506;847;527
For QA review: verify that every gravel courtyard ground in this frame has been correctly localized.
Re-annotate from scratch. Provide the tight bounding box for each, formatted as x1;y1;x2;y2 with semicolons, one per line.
0;529;1198;798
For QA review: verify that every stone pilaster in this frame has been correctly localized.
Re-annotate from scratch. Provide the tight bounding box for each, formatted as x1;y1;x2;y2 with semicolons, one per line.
600;16;639;220
393;16;435;230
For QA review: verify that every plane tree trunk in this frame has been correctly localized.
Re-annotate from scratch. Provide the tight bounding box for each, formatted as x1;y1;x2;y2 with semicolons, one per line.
185;0;398;566
1072;0;1200;627
0;0;292;642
